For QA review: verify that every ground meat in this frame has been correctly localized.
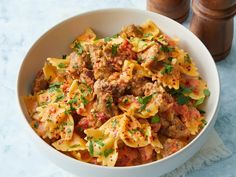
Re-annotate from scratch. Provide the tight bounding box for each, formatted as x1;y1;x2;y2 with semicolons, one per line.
130;77;150;96
151;122;161;133
161;139;186;157
32;70;48;94
67;52;90;75
139;44;163;72
116;144;139;166
159;110;191;139
88;43;113;79
120;24;143;38
138;145;154;163
94;79;128;100
79;68;95;86
103;40;137;71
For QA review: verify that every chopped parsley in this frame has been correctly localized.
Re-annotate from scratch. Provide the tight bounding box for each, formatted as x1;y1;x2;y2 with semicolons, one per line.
137;94;153;112
80;95;88;106
177;94;190;105
182;87;192;94
137;57;144;64
129;128;139;134
64;109;71;115
151;116;160;123
195;97;205;106
62;54;67;59
161;63;173;74
201;119;207;126
143;33;153;37
33;122;39;129
48;82;63;92
68;96;78;104
104;37;112;42
69;144;81;148
204;89;210;97
184;54;191;63
106;96;113;108
160;45;174;53
112;119;118;128
55;94;65;102
94;139;105;147
198;109;206;114
111;44;119;56
88;140;94;156
58;63;67;68
150;56;157;60
73;41;84;55
103;148;114;157
122;97;129;104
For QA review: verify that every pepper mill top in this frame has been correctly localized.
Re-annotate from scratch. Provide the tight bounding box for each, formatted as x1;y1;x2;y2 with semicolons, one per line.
147;0;190;23
190;0;236;61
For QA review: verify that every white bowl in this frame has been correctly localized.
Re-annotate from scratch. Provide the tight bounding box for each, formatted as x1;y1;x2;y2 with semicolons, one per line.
17;8;220;177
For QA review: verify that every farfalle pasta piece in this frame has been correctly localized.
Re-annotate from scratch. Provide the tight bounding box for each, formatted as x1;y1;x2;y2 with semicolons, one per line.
140;19;160;37
76;28;96;42
52;133;87;151
84;128;119;166
118;93;163;119
120;115;151;148
181;76;207;100
121;60;152;80
67;80;94;116
173;48;199;77
129;37;155;52
37;103;74;140
158;65;180;90
47;58;70;70
23;95;38;116
43;63;57;81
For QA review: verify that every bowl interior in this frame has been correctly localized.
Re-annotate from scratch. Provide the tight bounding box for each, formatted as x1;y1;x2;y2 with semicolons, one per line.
17;8;220;170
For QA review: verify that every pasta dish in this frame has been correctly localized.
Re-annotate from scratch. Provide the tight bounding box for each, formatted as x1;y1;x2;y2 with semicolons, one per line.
24;20;210;166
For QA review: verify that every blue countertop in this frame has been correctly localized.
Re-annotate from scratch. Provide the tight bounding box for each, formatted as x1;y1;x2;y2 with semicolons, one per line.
0;0;235;177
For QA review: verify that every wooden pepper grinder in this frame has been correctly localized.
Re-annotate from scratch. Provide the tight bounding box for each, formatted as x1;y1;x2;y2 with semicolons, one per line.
147;0;190;23
190;0;236;61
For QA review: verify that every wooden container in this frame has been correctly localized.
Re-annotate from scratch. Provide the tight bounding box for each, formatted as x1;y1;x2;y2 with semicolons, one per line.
147;0;190;23
190;0;236;61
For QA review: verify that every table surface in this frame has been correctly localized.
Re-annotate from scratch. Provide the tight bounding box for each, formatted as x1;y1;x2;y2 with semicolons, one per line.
0;0;235;177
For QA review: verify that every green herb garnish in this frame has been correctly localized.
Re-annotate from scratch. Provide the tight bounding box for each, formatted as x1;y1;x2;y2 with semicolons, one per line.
150;56;157;60
80;95;88;106
195;97;205;106
137;94;153;112
184;54;191;63
58;63;66;68
160;45;174;53
111;44;119;56
204;89;210;97
161;63;173;74
104;37;112;42
68;96;78;104
177;95;190;105
62;54;67;59
69;144;81;148
103;148;114;157
106;96;113;108
55;94;65;102
89;140;94;156
143;33;153;37
151;116;160;123
48;82;63;92
94;139;105;147
74;41;84;55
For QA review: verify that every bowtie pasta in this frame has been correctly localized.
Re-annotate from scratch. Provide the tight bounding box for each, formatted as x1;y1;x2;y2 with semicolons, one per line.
24;20;210;167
